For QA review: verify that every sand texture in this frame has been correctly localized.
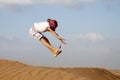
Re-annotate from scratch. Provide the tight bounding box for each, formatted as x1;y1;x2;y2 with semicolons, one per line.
0;59;120;80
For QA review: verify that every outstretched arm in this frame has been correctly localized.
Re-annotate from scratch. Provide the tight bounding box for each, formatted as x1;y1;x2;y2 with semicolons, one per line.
47;27;66;44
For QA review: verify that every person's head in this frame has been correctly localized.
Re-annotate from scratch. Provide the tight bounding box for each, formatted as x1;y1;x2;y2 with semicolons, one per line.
47;18;58;31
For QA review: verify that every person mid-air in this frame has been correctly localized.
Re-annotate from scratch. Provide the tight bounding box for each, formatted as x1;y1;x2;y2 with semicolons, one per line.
29;18;66;57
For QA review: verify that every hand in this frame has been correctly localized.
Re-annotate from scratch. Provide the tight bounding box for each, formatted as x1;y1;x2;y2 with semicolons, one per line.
58;37;66;44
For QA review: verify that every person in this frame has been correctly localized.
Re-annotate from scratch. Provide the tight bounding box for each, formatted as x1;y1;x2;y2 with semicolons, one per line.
29;18;66;57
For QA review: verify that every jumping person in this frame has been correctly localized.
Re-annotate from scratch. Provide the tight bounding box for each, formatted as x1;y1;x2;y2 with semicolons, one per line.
29;18;66;57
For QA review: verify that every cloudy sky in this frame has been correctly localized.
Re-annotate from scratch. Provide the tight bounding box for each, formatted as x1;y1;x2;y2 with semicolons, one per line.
0;0;120;69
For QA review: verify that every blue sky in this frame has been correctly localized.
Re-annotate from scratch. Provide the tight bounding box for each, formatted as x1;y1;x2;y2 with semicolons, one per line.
0;0;120;69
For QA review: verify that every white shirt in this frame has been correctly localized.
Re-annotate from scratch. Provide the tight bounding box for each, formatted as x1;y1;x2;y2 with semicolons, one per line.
33;22;50;32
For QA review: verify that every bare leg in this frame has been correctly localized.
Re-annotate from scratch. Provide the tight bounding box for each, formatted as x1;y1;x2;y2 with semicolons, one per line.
39;37;61;56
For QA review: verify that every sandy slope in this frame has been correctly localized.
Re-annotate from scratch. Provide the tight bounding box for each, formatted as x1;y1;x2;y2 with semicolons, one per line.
109;70;120;78
0;59;120;80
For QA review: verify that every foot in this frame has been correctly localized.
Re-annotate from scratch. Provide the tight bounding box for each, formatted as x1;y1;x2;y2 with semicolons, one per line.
53;50;62;57
53;45;62;57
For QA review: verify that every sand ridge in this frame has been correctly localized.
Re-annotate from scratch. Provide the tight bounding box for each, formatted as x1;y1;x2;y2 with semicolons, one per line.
0;59;120;80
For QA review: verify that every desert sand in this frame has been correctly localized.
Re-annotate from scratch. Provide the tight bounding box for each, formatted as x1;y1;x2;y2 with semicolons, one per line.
0;59;120;80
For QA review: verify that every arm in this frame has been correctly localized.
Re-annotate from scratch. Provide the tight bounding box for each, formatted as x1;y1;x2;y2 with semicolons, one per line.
47;27;66;44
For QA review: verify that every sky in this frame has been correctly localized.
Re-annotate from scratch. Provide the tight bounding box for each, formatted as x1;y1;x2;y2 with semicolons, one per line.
0;0;120;69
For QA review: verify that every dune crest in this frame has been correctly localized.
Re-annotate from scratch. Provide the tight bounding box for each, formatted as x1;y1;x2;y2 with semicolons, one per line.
0;59;120;80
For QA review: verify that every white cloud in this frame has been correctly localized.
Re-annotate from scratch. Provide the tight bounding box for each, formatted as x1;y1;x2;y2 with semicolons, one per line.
76;45;111;53
0;36;14;42
0;0;95;5
75;33;105;42
0;0;96;9
0;0;32;5
0;0;119;10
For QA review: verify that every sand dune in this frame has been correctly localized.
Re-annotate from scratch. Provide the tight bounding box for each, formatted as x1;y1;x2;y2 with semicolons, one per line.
0;59;120;80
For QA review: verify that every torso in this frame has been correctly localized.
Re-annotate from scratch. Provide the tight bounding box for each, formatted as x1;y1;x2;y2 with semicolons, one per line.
33;22;50;32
